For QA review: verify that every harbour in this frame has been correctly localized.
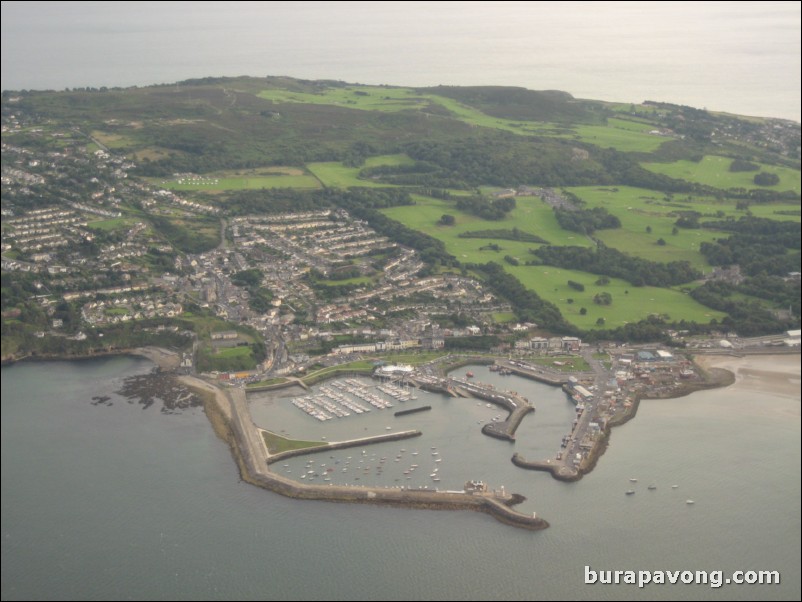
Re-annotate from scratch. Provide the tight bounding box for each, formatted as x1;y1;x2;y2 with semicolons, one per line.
1;355;800;600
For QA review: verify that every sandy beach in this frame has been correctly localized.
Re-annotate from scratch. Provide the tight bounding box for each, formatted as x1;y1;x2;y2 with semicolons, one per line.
693;353;801;399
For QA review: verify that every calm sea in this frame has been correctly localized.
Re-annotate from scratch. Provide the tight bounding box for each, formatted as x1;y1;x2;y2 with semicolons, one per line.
2;357;799;601
1;2;800;121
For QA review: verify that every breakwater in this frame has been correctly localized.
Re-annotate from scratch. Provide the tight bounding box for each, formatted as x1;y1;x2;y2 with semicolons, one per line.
212;381;548;530
265;430;422;464
394;406;432;417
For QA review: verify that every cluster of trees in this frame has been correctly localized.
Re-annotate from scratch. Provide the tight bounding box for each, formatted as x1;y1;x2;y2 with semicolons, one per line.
438;214;456;226
532;244;701;286
457;228;548;244
401;137;610;188
553;206;621;234
231;269;262;288
690;282;793;336
699;217;801;277
753;172;780;186
729;159;759;172
674;212;701;229
567;280;585;292
455;195;516;220
444;335;501;351
593;292;613;305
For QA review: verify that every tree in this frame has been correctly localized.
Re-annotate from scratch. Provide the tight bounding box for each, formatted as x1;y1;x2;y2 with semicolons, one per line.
753;172;780;186
656;238;666;246
596;317;606;326
438;214;456;226
672;226;679;235
579;307;588;315
593;292;612;305
646;225;652;234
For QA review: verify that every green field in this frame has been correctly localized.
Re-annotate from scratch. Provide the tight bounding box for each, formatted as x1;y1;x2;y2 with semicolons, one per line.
214;346;252;359
383;195;591;265
260;85;666;152
307;155;416;188
507;264;726;330
88;217;137;231
565;186;741;268
151;173;320;191
570;119;666;152
258;86;431;112
384;192;727;329
492;312;517;324
643;155;801;194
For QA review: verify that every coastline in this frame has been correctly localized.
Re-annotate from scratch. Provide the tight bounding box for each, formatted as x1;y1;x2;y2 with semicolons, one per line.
5;347;795;529
692;353;800;399
0;346;182;372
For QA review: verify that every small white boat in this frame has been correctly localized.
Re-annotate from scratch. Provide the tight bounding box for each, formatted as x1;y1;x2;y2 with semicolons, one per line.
672;485;679;489
629;478;638;483
626;490;635;495
648;484;657;490
686;500;695;505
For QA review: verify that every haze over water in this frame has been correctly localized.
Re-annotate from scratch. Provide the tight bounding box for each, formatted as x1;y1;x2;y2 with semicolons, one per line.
2;1;800;121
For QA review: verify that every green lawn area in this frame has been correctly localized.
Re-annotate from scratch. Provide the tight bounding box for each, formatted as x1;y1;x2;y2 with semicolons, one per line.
383;194;591;265
90;130;137;148
362;154;415;168
150;174;320;191
258;86;431;112
383;190;728;329
261;431;328;455
215;346;252;359
507;264;725;330
642;155;801;194
302;360;377;384
260;84;667;151
492;312;517;324
565;186;744;268
529;355;591;372
569;119;666;152
307;160;400;188
88;217;137;231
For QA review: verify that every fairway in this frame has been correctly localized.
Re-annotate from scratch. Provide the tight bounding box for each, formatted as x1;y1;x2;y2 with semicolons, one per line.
383;195;591;265
565;186;741;268
507;264;726;330
384;192;727;328
260;83;667;151
307;155;415;188
643;155;801;194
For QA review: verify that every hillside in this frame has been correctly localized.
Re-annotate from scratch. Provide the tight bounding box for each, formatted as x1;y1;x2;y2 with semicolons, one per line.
2;76;800;344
